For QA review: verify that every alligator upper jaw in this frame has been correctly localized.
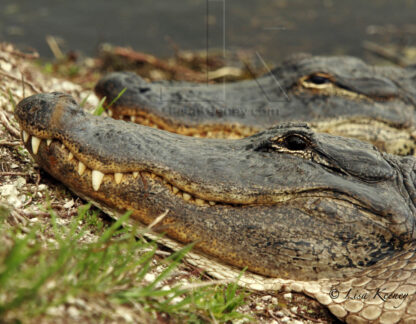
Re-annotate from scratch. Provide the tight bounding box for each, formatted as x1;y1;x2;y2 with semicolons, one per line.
18;116;346;207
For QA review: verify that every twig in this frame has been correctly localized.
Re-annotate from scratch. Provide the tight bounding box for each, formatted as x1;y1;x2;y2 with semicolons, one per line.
9;48;39;60
19;209;51;219
1;44;39;59
208;66;242;80
10;209;28;226
0;70;42;94
180;279;232;290
289;307;326;323
21;72;25;98
0;140;21;146
267;309;283;322
113;46;207;82
46;35;64;60
0;109;20;138
165;35;180;57
363;41;412;67
209;310;219;324
22;170;41;207
0;171;27;176
147;209;170;229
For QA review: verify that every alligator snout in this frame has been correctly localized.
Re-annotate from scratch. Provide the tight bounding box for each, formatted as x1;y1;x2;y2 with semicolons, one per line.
15;92;81;139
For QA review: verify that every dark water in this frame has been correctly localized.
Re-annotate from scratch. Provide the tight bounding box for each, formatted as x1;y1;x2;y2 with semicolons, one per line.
0;0;415;62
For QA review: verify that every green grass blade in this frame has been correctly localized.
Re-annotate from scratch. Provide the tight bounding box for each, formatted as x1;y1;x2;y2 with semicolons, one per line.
79;94;90;108
92;96;106;116
106;88;126;109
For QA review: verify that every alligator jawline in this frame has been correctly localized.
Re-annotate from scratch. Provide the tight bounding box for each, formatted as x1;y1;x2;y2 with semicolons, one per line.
24;132;220;207
108;106;257;139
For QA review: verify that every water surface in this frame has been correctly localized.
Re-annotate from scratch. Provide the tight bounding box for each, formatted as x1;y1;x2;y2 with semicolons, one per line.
0;0;415;62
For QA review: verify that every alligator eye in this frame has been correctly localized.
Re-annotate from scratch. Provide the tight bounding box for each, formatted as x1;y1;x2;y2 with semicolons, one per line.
301;73;334;89
306;74;331;85
283;135;308;151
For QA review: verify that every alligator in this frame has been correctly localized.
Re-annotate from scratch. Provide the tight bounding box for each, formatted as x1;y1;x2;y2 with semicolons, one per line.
95;55;416;155
16;92;416;323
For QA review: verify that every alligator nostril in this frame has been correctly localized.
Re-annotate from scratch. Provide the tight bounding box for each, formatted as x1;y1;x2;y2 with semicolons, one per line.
139;87;150;94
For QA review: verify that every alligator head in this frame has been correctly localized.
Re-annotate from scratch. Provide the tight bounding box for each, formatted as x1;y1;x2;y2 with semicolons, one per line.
95;55;416;154
15;92;416;281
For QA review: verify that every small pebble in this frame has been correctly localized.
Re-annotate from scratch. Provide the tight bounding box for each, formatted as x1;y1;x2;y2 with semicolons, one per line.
63;199;74;209
144;273;156;282
255;304;264;311
283;293;292;300
67;306;80;318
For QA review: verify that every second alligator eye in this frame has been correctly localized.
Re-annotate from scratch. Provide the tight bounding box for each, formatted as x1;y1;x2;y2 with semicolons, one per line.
283;135;308;151
307;73;332;85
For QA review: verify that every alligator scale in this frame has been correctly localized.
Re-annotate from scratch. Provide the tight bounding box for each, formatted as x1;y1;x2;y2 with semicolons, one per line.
15;92;416;323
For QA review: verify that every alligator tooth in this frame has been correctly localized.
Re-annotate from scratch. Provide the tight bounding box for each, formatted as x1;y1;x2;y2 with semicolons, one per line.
31;136;41;154
195;198;206;206
107;110;113;117
78;161;86;176
183;193;191;201
22;130;29;143
61;143;65;149
130;116;136;122
92;170;105;191
133;172;139;178
209;201;216;206
172;186;179;194
114;172;123;184
46;139;52;146
68;152;74;161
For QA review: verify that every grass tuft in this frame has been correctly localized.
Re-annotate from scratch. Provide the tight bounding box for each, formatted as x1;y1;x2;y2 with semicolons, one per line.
7;89;16;111
0;204;250;323
92;88;126;116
